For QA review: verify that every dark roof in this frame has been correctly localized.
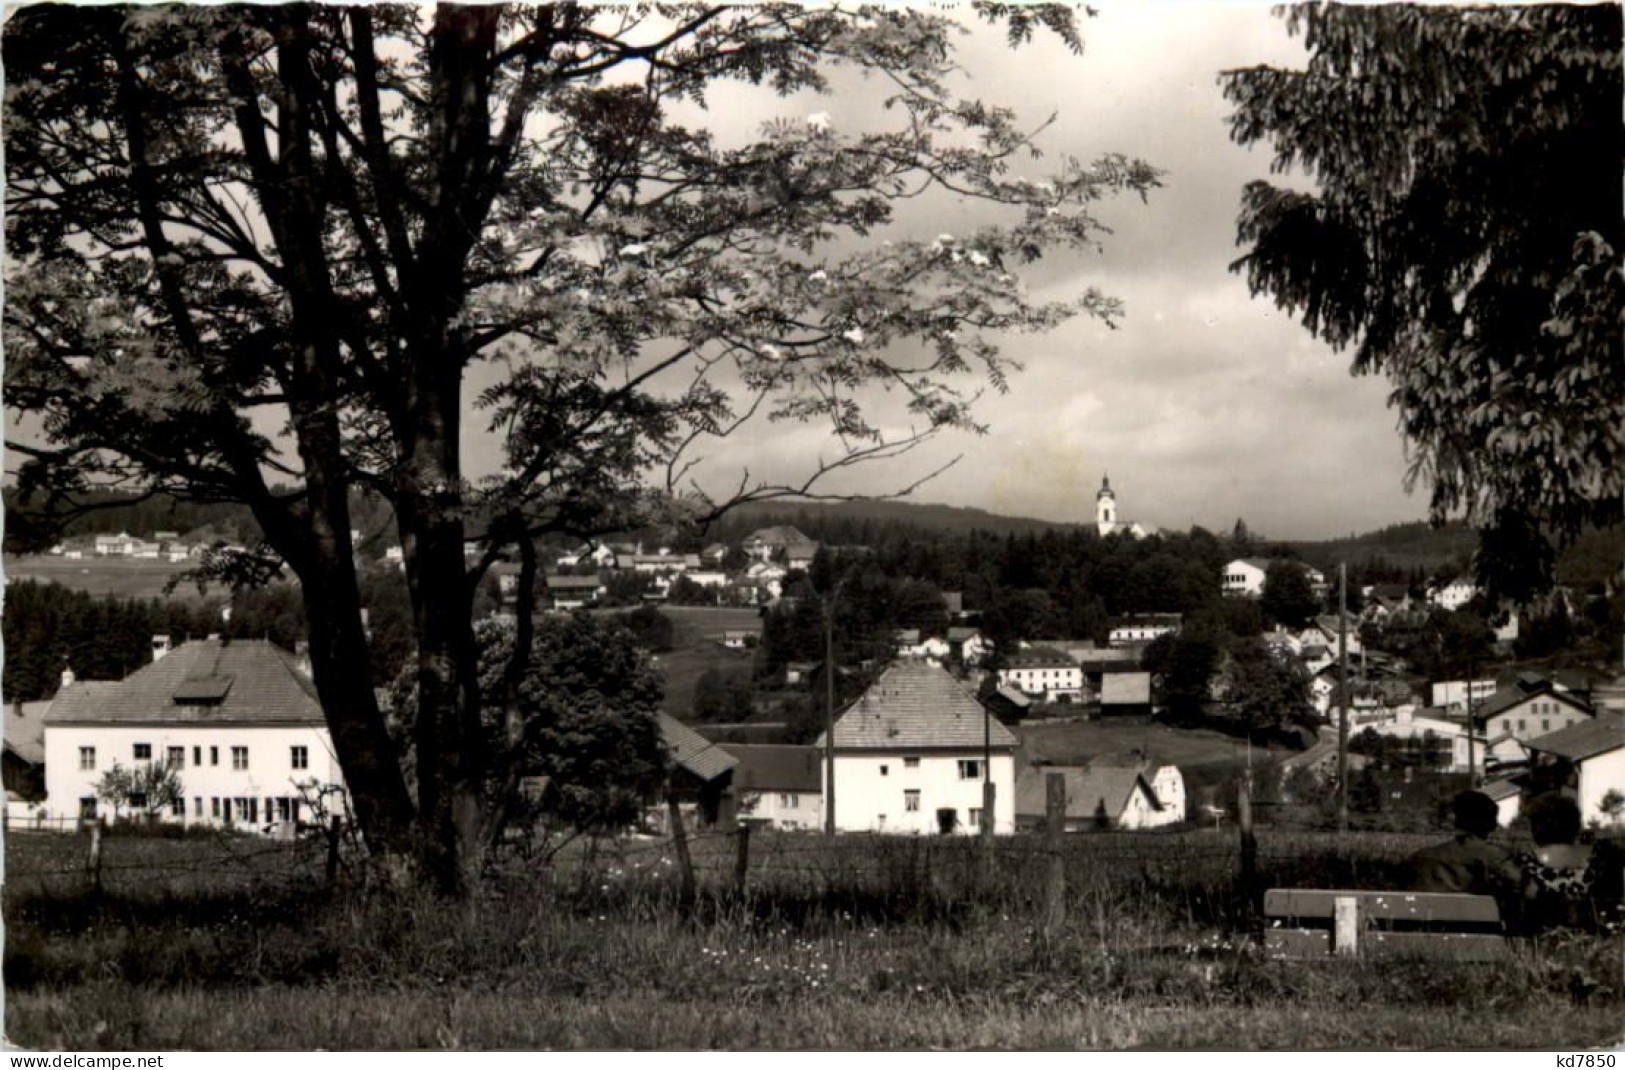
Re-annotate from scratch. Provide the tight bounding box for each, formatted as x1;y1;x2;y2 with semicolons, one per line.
1477;677;1592;722
1015;765;1156;821
45;640;323;726
658;714;737;782
947;626;981;642
729;744;822;794
743;526;810;547
1524;712;1623;762
545;574;603;590
4;701;49;764
816;660;1018;751
1480;778;1521;802
1004;647;1076;669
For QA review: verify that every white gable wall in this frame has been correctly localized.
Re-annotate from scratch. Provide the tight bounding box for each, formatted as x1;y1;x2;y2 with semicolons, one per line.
828;751;1014;834
45;723;343;828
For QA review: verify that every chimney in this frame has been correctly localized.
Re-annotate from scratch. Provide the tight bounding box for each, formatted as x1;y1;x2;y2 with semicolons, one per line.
60;666;75;689
151;634;172;661
294;641;313;680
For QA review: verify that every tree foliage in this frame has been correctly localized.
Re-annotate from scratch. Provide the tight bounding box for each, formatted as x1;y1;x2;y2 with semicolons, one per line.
1224;5;1624;603
3;3;1156;886
1260;560;1319;628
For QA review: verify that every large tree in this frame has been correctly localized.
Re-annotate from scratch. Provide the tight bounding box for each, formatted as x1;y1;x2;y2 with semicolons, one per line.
4;4;1157;888
1224;5;1623;605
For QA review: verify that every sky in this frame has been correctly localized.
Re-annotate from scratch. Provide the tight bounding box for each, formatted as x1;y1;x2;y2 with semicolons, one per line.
526;3;1429;542
6;4;1437;543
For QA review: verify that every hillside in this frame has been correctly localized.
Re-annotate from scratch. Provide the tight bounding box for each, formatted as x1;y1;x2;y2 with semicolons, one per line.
710;498;1074;542
1285;521;1479;576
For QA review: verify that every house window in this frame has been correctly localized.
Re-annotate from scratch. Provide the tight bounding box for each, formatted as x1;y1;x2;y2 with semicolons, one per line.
194;797;203;817
79;797;97;820
232;746;248;770
1517;719;1526;733
904;757;920;768
957;759;982;780
968;808;982;830
778;793;799;808
904;790;921;812
171;797;185;817
211;798;221;819
79;746;96;771
129;792;148;810
210;746;219;766
1541;719;1550;733
168;746;185;768
134;743;152;761
880;764;889;776
194;746;202;766
291;746;309;771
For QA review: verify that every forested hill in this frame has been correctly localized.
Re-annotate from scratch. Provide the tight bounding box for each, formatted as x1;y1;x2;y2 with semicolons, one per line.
1287;521;1479;577
706;499;1073;544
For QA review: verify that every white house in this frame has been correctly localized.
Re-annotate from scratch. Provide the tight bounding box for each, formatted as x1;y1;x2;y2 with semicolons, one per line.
94;532;138;557
1223;557;1326;599
1429;580;1478;612
894;630;950;661
741;525;812;562
1430;679;1498;710
43;639;344;831
730;744;823;831
1354;706;1481;774
1108;614;1181;646
1524;712;1625;828
1476;676;1593;747
948;627;991;666
1014;762;1178;830
998;647;1083;702
543;573;605;610
817;660;1017;835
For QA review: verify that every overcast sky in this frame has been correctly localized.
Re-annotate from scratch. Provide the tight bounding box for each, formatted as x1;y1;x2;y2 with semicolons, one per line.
560;4;1429;542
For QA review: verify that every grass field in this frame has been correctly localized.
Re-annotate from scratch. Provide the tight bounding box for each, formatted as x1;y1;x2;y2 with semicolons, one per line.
647;605;763;717
3;555;212;600
1016;717;1287;770
5;828;1621;1050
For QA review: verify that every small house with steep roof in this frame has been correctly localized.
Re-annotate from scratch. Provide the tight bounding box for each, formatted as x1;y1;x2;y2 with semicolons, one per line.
815;660;1017;835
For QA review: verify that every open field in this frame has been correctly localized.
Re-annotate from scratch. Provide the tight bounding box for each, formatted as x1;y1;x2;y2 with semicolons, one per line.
1016;717;1290;770
6;828;1621;1050
3;555;212;600
647;605;763;717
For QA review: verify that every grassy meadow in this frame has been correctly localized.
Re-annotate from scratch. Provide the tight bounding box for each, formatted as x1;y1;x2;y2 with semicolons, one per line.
2;556;209;600
5;826;1622;1051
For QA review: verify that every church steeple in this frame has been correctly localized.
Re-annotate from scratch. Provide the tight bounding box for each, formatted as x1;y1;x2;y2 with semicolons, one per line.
1096;473;1116;529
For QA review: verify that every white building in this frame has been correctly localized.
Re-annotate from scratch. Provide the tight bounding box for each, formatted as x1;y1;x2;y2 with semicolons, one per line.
1092;474;1149;539
1524;713;1625;828
730;744;823;831
998;647;1083;702
817;660;1017;835
1109;614;1181;646
1223;557;1327;599
1429;580;1479;612
1476;676;1592;746
948;627;991;666
43;639;343;831
1430;679;1498;710
1015;762;1182;830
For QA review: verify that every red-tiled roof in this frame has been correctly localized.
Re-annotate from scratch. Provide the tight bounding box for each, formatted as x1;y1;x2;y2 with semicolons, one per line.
815;660;1017;751
44;640;323;726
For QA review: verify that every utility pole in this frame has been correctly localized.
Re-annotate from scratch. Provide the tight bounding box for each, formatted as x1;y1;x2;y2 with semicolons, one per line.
824;597;837;837
1466;648;1479;789
982;685;995;842
1337;562;1350;834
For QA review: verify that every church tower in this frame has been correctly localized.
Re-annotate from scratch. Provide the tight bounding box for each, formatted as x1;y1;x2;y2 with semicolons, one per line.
1096;474;1117;533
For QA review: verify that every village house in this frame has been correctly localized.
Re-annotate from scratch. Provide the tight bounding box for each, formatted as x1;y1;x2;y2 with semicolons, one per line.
817;660;1017;835
1476;675;1593;747
1428;579;1478;612
730;744;823;830
5;699;49;802
1222;557;1326;599
1523;712;1625;828
652;714;738;830
1014;761;1179;830
741;525;813;562
543;573;605;610
894;630;950;661
1108;614;1182;646
948;626;991;666
42;639;344;831
998;647;1083;703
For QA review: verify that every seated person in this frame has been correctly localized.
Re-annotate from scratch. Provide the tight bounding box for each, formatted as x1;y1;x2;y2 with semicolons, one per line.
1408;789;1521;897
1517;794;1618;932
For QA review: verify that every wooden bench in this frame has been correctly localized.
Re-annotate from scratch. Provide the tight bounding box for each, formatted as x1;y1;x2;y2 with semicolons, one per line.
1264;888;1508;962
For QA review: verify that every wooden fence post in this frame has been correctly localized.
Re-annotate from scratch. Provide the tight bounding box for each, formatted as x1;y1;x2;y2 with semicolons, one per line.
325;814;342;888
734;823;751;897
87;818;104;893
667;796;696;911
1237;777;1258;930
1043;772;1067;939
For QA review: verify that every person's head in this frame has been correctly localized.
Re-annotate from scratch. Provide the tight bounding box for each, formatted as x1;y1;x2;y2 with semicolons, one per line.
1450;790;1500;839
1525;793;1582;847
